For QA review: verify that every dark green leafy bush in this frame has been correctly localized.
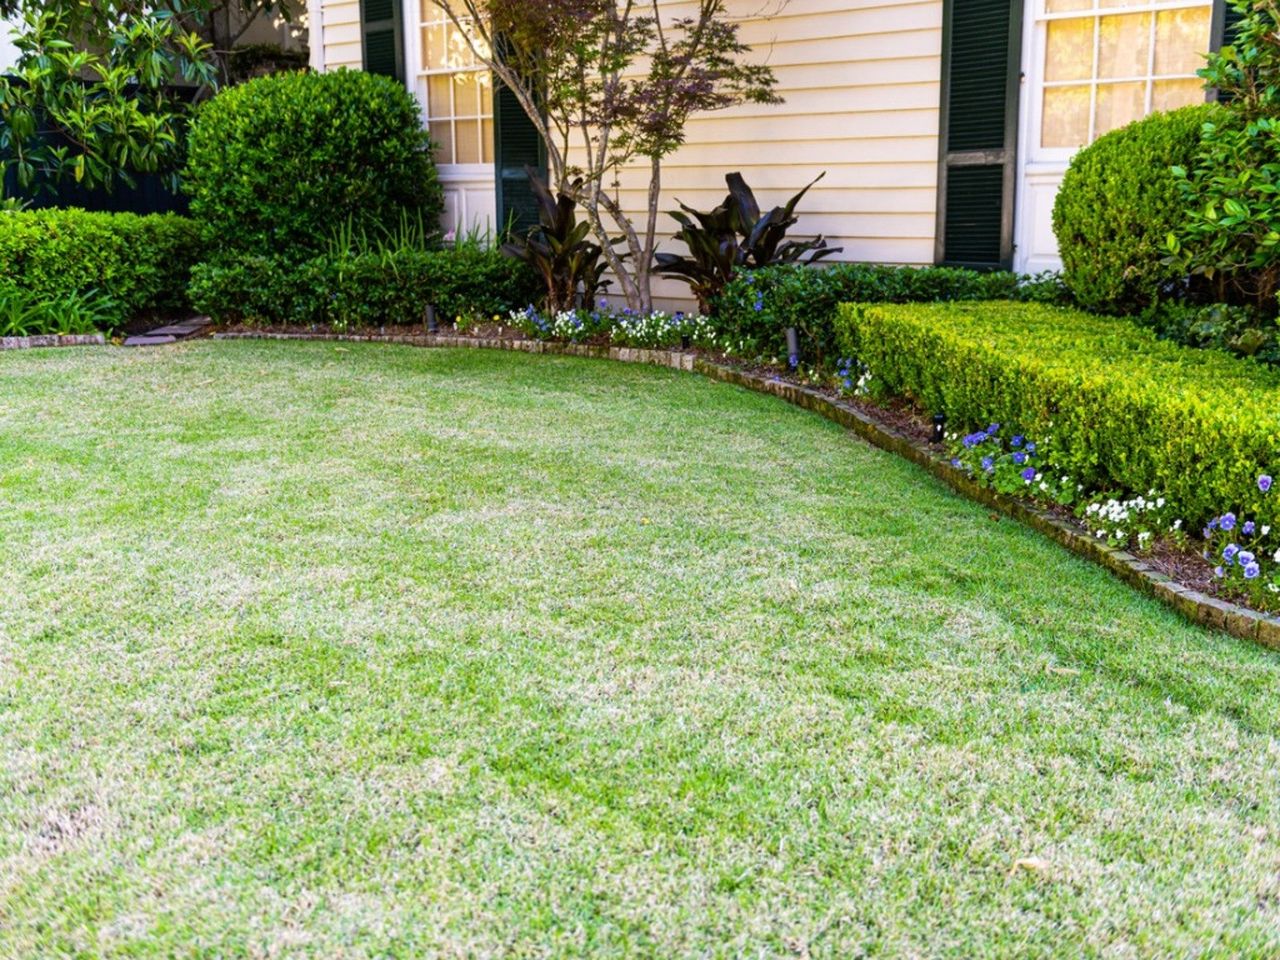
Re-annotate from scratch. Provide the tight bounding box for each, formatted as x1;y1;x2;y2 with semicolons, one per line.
1052;104;1218;313
1168;1;1280;311
1138;300;1280;363
189;247;539;329
0;209;198;329
835;300;1280;529
714;262;1021;365
184;70;444;259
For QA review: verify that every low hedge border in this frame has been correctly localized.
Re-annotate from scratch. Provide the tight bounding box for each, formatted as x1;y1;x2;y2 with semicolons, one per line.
0;333;105;351
213;328;1280;648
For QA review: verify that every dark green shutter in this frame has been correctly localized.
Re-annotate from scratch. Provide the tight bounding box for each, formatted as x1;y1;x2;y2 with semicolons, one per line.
1210;0;1247;102
936;0;1022;269
493;76;546;238
361;0;403;80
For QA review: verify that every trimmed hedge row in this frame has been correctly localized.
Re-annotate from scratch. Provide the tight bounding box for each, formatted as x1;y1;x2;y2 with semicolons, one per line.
835;300;1280;528
189;248;540;329
713;263;1050;366
0;209;198;329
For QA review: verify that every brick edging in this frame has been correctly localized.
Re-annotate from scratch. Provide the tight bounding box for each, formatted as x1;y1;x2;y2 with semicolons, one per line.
214;329;1280;648
0;333;105;351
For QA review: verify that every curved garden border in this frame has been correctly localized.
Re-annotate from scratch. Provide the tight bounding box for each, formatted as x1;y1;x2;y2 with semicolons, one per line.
1;333;104;351
214;329;1280;650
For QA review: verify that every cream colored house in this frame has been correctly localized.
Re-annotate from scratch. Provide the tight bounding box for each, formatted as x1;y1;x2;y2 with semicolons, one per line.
311;0;1236;295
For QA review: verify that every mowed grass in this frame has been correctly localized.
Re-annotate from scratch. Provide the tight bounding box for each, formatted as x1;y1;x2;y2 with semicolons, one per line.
2;341;1280;958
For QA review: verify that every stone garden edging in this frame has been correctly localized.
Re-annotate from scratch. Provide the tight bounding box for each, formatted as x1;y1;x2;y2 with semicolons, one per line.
214;329;1280;649
0;333;105;351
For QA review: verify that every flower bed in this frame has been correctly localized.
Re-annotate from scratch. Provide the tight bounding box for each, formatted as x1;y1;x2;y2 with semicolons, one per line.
836;300;1280;609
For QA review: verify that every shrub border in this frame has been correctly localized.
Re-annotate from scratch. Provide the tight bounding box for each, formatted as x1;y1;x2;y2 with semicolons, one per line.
0;334;106;351
214;330;1280;649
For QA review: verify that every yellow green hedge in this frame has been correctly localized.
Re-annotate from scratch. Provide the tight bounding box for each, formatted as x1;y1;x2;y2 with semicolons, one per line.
835;301;1280;527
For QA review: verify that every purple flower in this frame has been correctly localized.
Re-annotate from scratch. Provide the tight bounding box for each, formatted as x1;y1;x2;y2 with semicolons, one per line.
951;457;963;468
986;423;1000;436
1244;520;1256;536
1011;435;1024;448
1245;562;1261;580
1260;475;1273;493
981;456;994;472
1239;551;1256;565
1215;566;1225;577
1012;451;1027;465
753;296;764;312
963;431;987;448
1224;543;1240;563
1025;441;1037;454
1220;513;1237;532
1021;466;1036;481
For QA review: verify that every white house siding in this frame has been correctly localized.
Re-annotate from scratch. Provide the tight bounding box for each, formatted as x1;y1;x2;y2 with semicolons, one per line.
572;0;944;308
318;0;364;70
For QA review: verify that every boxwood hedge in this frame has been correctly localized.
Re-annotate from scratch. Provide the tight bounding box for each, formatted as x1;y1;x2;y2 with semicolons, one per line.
0;209;198;329
835;300;1280;528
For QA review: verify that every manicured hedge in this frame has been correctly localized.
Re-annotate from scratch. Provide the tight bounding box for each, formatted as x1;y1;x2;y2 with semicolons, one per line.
189;247;540;328
0;209;198;329
835;300;1280;527
714;263;1033;365
185;70;443;259
1052;104;1218;312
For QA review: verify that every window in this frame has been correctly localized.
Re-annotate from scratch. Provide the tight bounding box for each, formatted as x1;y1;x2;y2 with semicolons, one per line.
1037;0;1213;149
417;1;493;165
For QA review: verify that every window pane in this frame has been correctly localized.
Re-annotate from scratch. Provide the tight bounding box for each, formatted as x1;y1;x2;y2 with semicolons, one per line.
430;121;454;164
1099;0;1144;9
1043;84;1091;147
1045;0;1090;12
1045;18;1094;82
454;73;480;116
1095;81;1145;135
482;118;494;163
455;118;482;163
480;74;493;114
1098;13;1150;79
1152;77;1205;110
1155;7;1211;76
427;74;452;120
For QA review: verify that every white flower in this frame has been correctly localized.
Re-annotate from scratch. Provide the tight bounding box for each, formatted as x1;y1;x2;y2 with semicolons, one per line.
1156;497;1166;508
1264;525;1272;536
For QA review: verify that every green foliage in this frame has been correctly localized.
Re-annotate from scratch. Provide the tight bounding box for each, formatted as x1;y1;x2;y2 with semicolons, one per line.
183;70;444;259
189;247;540;329
0;3;217;195
715;262;1021;366
1052;104;1218;312
655;172;840;311
500;170;617;313
1168;0;1280;310
0;209;199;329
835;300;1280;529
1138;299;1280;362
0;283;115;336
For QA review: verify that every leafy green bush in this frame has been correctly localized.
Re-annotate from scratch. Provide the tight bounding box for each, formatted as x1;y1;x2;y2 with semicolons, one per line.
184;70;444;259
714;262;1021;365
189;247;540;329
1138;300;1280;363
0;284;116;336
0;209;198;329
1168;1;1280;311
1052;104;1218;313
835;300;1280;528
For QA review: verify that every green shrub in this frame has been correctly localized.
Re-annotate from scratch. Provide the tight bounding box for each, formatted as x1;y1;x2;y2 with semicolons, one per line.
1053;104;1219;312
835;300;1280;528
0;209;198;329
189;247;540;328
1168;1;1280;311
714;262;1021;365
184;70;444;259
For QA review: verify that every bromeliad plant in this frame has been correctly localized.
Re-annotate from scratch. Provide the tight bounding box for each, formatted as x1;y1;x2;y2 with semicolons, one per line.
501;169;619;314
655;172;841;312
0;284;116;336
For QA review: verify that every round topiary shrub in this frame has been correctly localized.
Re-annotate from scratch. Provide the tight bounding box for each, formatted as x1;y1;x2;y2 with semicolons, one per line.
184;69;443;259
1052;103;1219;313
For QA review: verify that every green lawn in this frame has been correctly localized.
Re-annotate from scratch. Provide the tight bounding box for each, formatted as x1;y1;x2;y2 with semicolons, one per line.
3;341;1280;957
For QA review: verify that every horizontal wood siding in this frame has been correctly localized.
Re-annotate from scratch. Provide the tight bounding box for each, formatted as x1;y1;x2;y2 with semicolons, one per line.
320;0;363;70
567;0;944;309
